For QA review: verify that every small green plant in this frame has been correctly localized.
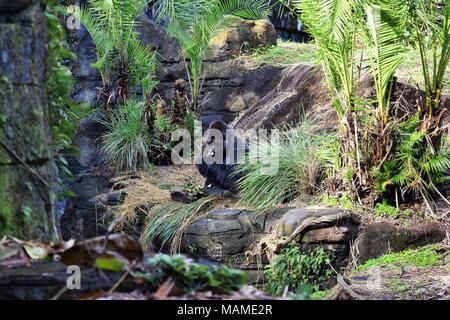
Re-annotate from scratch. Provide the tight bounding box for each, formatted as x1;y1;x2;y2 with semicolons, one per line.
235;118;326;210
101;100;153;171
374;200;413;218
357;245;443;271
374;201;400;217
184;182;207;200
264;244;333;295
310;290;328;300
135;254;248;294
389;278;412;293
322;193;355;210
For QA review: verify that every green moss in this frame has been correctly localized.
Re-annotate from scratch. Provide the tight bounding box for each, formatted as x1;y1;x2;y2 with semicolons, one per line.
374;201;412;218
240;40;318;66
357;245;443;271
0;170;17;236
310;290;328;300
388;279;411;293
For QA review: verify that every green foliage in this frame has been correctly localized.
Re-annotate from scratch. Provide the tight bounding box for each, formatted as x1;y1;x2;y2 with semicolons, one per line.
388;278;412;293
234;119;326;210
156;0;272;111
357;245;443;271
265;245;333;295
374;200;412;218
310;290;328;299
373;114;450;197
322;193;355;210
406;0;450;114
46;1;94;180
135;254;248;294
283;0;450;211
134;254;248;294
76;0;158;101
101;100;154;171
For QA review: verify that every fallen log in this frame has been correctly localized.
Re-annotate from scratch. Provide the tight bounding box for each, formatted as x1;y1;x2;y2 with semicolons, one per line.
0;261;134;300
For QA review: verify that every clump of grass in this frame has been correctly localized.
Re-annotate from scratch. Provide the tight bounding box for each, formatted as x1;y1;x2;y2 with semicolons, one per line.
101;100;153;172
140;196;218;253
357;245;444;271
111;173;171;229
234;118;326;211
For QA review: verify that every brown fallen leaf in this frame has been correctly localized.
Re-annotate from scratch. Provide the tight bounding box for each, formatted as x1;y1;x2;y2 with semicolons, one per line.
154;277;176;300
61;234;142;267
0;244;29;268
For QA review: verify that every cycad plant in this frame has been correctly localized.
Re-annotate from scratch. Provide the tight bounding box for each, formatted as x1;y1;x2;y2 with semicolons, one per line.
76;0;158;108
155;0;272;114
407;0;450;124
289;0;408;198
283;0;449;211
373;114;450;209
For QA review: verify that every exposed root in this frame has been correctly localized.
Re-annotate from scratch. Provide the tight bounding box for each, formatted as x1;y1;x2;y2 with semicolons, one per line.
245;211;360;265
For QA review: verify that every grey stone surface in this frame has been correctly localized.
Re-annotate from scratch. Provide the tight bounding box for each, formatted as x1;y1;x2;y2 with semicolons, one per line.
0;0;59;242
71;12;280;128
181;206;361;282
0;0;32;12
206;209;243;220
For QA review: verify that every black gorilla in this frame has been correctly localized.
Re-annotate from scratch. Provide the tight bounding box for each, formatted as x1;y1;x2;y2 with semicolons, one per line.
197;120;248;196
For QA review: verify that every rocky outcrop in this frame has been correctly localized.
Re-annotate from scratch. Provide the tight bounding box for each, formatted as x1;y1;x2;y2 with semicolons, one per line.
231;63;336;131
70;13;278;127
181;207;360;283
232;68;450;132
356;222;447;263
0;0;59;242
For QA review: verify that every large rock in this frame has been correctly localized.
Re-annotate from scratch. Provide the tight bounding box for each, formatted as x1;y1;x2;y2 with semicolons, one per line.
0;1;59;242
231;64;336;131
205;19;277;61
356;222;447;263
181;207;361;282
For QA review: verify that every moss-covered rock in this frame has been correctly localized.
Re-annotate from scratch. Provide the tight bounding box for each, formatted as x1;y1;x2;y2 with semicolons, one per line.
0;0;59;242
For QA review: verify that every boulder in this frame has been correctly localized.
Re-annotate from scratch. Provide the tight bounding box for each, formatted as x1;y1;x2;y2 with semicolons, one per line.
205;19;277;61
181;209;263;260
181;207;361;282
356;222;447;263
231;64;337;131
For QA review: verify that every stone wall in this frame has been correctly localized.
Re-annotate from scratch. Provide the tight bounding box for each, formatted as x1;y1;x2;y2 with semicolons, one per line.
0;0;59;242
70;12;278;129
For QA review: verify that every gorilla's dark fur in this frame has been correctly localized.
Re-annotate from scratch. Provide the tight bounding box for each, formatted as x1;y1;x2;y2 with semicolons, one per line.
197;120;248;196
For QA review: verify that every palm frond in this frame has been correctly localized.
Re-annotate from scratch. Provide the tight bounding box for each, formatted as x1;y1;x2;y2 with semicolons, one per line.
363;1;407;121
